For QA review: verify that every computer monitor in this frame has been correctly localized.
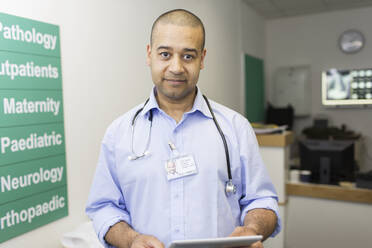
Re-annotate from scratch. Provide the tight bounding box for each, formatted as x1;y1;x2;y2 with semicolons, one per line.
299;139;356;184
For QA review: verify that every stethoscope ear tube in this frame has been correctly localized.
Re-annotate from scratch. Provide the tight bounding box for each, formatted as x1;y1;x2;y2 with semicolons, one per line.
131;98;150;125
202;95;237;196
202;95;232;181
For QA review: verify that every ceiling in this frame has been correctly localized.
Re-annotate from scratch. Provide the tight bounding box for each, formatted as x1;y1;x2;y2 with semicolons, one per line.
242;0;372;19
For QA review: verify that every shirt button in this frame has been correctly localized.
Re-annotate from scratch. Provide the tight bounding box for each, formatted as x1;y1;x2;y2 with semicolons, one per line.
175;228;180;233
174;194;179;199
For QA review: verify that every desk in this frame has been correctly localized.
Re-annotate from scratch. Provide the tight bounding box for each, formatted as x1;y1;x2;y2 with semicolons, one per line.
257;132;293;248
287;182;372;204
256;131;294;147
258;132;372;248
285;182;372;248
257;131;293;203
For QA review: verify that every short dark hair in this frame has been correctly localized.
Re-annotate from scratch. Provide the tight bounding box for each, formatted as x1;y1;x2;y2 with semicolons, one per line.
150;9;206;50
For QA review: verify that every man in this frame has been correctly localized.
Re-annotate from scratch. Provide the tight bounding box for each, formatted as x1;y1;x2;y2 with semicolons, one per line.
86;9;280;248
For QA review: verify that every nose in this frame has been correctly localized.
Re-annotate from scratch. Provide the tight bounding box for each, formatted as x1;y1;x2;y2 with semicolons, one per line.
169;56;184;74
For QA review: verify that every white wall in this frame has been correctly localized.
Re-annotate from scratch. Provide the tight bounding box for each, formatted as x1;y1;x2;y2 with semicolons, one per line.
240;1;265;59
266;7;372;172
0;0;261;247
239;0;266;115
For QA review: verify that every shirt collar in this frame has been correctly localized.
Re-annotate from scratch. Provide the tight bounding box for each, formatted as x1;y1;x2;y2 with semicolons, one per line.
139;87;159;117
189;88;213;119
140;87;213;119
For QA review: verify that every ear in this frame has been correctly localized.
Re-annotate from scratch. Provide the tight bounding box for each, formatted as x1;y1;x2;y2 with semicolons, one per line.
200;48;207;70
146;44;152;66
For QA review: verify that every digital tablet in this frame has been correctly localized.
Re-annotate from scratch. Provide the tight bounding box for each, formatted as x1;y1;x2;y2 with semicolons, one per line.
168;235;263;248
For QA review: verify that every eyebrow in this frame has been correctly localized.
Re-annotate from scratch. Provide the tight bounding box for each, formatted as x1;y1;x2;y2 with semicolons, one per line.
157;46;171;51
156;46;199;55
184;48;198;55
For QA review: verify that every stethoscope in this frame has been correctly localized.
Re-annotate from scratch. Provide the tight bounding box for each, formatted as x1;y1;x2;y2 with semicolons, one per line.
128;95;237;197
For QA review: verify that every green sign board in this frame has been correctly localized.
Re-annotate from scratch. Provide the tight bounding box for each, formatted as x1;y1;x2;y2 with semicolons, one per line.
0;90;64;127
0;186;68;243
0;51;62;90
0;123;65;165
0;155;66;205
0;12;67;243
0;12;60;56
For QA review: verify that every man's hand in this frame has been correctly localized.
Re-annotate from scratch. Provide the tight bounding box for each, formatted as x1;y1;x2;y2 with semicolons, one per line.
227;208;278;248
229;226;263;248
104;221;164;248
130;234;165;248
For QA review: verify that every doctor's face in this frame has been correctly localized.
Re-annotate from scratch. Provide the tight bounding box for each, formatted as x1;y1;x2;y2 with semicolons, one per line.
147;23;206;103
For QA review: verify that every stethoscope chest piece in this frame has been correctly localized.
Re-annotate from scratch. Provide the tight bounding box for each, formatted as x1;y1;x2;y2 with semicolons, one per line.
225;180;237;196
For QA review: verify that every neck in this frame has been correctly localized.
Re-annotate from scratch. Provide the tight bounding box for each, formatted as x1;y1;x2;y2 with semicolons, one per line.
156;90;196;123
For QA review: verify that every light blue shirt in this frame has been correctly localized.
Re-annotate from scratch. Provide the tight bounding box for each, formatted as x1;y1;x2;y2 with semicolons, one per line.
86;88;281;248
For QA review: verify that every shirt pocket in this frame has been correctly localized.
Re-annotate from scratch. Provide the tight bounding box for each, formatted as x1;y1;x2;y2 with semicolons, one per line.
116;153;168;203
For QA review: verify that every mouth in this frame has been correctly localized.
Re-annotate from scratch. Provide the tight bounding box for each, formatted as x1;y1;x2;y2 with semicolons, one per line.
163;78;187;84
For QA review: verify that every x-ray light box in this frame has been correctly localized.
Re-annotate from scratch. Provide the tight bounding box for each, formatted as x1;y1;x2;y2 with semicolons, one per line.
322;68;372;106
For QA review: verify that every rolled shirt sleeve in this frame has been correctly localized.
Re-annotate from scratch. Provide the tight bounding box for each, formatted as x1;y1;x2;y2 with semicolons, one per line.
85;124;131;247
238;120;281;237
240;198;281;237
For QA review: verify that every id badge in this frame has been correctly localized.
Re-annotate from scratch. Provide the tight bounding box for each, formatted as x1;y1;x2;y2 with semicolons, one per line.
165;154;198;180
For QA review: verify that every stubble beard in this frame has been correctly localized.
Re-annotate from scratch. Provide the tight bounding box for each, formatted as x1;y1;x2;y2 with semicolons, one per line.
156;81;196;102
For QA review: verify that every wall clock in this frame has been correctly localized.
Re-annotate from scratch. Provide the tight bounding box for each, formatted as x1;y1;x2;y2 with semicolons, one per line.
339;29;365;54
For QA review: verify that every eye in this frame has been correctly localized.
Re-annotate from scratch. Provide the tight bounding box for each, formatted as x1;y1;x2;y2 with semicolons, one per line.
183;54;194;61
160;52;170;59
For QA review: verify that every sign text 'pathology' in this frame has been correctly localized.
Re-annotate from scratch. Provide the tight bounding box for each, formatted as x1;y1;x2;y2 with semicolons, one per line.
0;22;57;50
